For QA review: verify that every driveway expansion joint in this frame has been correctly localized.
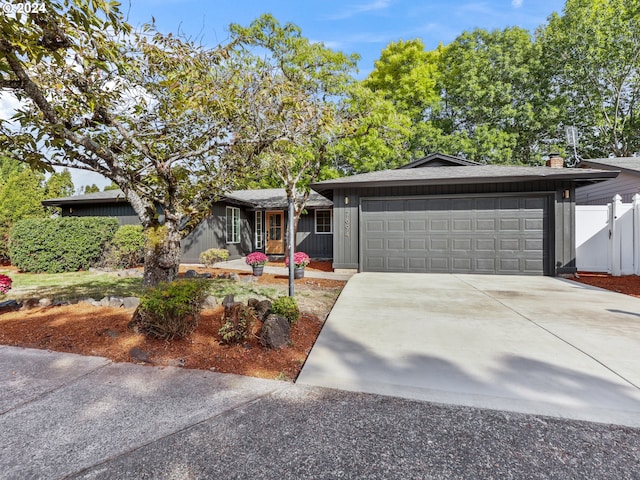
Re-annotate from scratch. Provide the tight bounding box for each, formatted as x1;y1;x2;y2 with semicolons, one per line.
453;274;640;391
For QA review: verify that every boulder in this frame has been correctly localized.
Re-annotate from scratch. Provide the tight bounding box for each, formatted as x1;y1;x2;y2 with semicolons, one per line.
202;295;217;309
0;299;21;313
260;314;290;349
184;269;198;278
38;298;52;307
253;300;272;322
122;297;140;309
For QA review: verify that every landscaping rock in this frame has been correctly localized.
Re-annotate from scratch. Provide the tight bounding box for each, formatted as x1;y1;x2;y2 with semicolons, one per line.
38;298;52;307
184;269;198;278
0;299;21;312
222;294;235;307
99;296;110;307
249;299;272;322
240;274;257;283
260;314;290;349
122;297;140;309
217;272;232;279
108;297;123;308
129;347;153;364
20;298;38;310
203;295;217;309
197;272;212;279
230;273;241;282
78;297;97;307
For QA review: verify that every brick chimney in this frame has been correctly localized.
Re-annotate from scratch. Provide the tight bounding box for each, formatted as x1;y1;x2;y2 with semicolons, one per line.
546;153;564;168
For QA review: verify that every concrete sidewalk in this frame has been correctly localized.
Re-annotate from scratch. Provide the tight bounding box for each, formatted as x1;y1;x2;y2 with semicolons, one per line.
1;346;638;479
298;273;640;428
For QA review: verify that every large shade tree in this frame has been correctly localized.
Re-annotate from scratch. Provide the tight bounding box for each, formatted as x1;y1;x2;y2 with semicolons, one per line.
0;1;308;285
539;0;640;158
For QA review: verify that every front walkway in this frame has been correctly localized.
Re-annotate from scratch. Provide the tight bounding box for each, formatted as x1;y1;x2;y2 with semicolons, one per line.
186;258;354;281
298;273;640;427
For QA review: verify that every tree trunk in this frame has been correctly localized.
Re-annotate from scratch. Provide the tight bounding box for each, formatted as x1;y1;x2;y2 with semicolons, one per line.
142;223;182;286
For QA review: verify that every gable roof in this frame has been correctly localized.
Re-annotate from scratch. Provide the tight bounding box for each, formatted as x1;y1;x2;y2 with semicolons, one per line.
579;157;640;174
312;165;618;191
398;152;481;168
42;188;332;209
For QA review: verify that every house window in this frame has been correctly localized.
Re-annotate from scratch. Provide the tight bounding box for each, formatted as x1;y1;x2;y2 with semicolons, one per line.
226;206;240;244
255;211;264;249
315;209;333;234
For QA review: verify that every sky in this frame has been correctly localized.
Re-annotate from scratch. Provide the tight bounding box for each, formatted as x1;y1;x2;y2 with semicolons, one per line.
6;0;568;191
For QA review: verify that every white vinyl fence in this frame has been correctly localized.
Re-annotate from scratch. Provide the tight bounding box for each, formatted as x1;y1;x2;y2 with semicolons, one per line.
576;194;640;275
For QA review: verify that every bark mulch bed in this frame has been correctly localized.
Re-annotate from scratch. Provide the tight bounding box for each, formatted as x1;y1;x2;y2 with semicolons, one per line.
0;261;344;381
568;272;640;298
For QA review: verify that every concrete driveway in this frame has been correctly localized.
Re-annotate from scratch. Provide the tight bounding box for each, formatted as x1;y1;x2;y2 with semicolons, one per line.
297;273;640;427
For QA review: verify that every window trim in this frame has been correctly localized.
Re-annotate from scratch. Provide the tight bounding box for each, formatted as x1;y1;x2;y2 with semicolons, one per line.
314;209;333;234
226;206;240;244
255;211;264;249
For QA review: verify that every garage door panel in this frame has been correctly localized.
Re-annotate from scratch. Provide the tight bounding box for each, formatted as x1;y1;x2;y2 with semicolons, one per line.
429;257;449;271
430;219;449;231
361;196;547;275
453;238;472;250
452;219;472;232
387;238;405;250
430;238;449;250
407;238;426;250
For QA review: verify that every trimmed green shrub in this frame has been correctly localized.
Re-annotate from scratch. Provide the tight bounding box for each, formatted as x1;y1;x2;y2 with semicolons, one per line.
9;217;119;273
130;279;210;340
271;296;300;324
199;248;229;267
102;225;145;268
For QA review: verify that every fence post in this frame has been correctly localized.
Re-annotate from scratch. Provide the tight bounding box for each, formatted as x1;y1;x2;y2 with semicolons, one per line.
634;194;640;275
611;194;622;276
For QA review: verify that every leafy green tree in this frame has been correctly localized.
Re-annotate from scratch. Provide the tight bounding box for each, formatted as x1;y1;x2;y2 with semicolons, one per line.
230;15;359;235
83;184;100;194
364;39;442;124
0;2;305;285
539;0;640;158
45;168;74;198
0;167;46;259
103;182;119;191
434;27;548;164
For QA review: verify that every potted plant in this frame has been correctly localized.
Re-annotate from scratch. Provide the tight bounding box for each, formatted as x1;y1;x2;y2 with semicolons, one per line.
285;252;310;279
0;274;12;295
245;252;268;276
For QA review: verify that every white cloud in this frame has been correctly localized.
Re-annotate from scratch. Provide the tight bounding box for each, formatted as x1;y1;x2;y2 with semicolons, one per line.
512;0;524;7
325;0;393;20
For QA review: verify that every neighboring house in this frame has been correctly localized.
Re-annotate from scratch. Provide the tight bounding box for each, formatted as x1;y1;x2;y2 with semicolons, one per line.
576;157;640;205
42;188;334;263
43;153;616;276
312;154;616;276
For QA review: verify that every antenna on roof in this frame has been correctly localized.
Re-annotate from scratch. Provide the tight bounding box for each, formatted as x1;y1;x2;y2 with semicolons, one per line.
565;126;582;167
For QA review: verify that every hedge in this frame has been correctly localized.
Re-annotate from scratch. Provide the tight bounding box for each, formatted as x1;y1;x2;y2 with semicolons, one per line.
9;217;119;273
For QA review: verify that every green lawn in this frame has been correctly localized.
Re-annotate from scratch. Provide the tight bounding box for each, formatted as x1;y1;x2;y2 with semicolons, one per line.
0;269;284;303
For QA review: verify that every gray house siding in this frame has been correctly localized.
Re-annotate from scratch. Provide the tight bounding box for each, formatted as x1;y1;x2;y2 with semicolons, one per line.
331;180;576;276
576;171;640;204
181;203;253;263
63;203;139;225
295;209;333;259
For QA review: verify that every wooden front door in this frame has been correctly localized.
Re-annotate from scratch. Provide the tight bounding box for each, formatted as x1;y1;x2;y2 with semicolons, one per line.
266;211;284;254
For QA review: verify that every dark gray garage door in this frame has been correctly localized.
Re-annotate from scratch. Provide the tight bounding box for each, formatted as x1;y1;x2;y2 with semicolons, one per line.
361;196;548;275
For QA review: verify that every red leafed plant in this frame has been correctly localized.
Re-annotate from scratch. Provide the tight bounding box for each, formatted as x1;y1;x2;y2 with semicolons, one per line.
285;252;310;268
0;274;12;294
245;252;268;266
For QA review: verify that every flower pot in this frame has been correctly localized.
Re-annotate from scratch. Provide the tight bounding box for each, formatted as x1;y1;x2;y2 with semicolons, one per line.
294;267;305;279
252;265;264;277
